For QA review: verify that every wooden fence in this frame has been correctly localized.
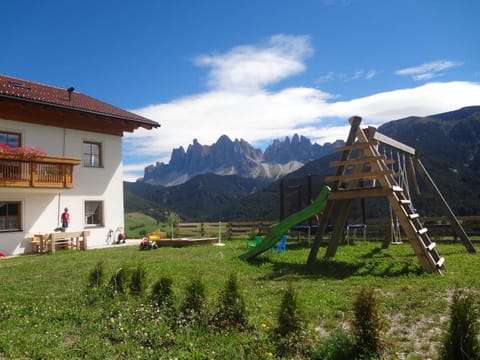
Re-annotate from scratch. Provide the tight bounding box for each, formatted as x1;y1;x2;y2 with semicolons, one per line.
175;221;275;239
175;216;480;241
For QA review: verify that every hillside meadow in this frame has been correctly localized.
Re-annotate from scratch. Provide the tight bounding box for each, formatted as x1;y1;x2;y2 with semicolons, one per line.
0;240;478;359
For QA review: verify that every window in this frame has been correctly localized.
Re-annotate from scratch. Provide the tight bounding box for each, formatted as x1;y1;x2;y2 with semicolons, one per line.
0;131;21;147
84;201;104;226
83;141;102;167
0;202;21;231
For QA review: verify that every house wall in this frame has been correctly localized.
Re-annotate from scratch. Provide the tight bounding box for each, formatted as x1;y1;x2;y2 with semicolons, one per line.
0;118;125;255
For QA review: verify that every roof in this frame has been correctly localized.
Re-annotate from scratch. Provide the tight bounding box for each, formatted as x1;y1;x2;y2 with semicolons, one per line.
0;74;159;129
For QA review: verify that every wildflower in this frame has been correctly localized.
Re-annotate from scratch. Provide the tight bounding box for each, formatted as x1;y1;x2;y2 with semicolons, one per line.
261;323;268;329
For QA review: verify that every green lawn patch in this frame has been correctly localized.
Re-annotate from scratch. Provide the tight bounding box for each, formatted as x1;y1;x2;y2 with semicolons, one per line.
0;241;478;359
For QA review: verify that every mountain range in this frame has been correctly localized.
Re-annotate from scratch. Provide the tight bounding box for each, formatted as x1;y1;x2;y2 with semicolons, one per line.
126;106;480;222
141;134;343;186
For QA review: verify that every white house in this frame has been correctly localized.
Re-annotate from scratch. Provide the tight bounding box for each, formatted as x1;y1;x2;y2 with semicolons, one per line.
0;74;159;256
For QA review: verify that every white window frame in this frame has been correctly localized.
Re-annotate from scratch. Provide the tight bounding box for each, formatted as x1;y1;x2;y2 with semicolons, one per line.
82;141;103;168
84;200;104;227
0;201;22;232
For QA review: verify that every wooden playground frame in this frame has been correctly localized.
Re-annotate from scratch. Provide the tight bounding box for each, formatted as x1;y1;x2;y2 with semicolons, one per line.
307;116;476;274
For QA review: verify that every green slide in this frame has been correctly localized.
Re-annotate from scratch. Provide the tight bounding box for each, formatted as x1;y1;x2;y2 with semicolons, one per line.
240;186;330;261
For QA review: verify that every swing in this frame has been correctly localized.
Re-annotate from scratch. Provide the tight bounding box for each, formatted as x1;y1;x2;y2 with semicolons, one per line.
384;147;414;244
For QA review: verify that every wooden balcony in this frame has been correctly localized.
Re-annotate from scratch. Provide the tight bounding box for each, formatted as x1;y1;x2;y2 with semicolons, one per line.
0;154;81;188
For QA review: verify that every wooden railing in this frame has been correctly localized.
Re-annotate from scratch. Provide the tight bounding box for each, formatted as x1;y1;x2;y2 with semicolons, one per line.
0;154;81;188
170;217;480;241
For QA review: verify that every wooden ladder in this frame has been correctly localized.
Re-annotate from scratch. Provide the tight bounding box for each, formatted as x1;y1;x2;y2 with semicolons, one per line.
388;185;445;273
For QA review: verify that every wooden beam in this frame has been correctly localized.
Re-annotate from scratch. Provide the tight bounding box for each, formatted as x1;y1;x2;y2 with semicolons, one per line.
325;170;394;183
307;116;362;263
307;200;334;264
329;156;394;167
329;116;363;191
328;187;391;200
334;141;378;152
325;199;352;258
370;128;416;155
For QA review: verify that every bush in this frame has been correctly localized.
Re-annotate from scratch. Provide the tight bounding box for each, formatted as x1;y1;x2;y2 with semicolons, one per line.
108;267;129;295
276;280;303;336
130;263;147;296
211;273;248;331
150;276;176;325
151;276;174;308
351;285;386;358
178;276;208;327
274;281;315;357
86;261;104;289
314;328;356;360
440;287;480;360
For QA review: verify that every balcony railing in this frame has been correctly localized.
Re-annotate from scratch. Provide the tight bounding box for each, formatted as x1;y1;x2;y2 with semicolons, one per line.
0;154;81;188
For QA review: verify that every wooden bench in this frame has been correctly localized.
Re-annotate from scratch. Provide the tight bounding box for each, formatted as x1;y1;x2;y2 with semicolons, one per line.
30;231;90;253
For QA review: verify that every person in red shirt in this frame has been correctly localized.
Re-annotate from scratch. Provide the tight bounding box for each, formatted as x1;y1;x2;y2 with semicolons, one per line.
61;208;70;231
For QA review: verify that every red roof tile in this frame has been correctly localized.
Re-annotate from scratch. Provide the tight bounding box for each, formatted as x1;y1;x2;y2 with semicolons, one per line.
0;74;159;128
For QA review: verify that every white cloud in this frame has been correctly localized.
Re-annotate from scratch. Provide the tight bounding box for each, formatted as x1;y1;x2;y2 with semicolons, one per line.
395;60;462;81
195;34;313;92
317;69;380;83
123;36;480;181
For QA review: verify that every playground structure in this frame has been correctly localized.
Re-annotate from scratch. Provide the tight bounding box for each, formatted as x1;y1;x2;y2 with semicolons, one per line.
307;116;476;274
241;116;476;274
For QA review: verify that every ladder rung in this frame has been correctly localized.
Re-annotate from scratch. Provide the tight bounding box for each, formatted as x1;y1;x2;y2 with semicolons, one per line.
436;257;445;268
427;242;436;251
400;199;411;205
392;186;403;192
418;228;428;235
409;213;420;219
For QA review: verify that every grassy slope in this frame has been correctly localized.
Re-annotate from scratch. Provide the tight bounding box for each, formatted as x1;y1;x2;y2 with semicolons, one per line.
0;241;478;359
124;212;161;238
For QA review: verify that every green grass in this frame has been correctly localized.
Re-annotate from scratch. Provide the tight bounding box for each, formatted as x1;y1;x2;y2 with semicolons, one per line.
0;240;479;359
124;212;161;238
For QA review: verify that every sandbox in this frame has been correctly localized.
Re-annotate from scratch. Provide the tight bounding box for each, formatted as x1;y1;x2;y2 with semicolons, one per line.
151;238;219;247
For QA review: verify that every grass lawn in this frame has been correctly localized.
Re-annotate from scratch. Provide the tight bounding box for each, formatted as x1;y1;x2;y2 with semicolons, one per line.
124;212;160;238
0;240;478;359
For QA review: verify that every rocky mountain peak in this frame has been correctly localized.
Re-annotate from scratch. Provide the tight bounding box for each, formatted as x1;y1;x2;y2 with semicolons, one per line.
141;134;341;186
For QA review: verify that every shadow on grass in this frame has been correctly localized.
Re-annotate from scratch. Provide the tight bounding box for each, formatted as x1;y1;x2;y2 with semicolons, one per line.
251;247;424;280
249;257;361;280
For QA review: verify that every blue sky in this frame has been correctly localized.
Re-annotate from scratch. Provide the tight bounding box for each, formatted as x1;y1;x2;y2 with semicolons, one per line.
3;0;480;181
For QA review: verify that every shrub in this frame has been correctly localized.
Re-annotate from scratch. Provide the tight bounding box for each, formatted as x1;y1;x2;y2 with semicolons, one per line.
178;275;208;326
87;261;104;289
108;267;129;295
151;276;176;325
274;281;315;357
276;280;303;336
440;287;480;360
314;328;356;360
211;273;248;331
130;263;147;296
151;276;174;308
351;285;386;359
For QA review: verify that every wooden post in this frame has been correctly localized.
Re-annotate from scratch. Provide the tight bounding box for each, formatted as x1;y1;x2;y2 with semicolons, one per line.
307;200;333;263
307;116;362;263
325;199;352;257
